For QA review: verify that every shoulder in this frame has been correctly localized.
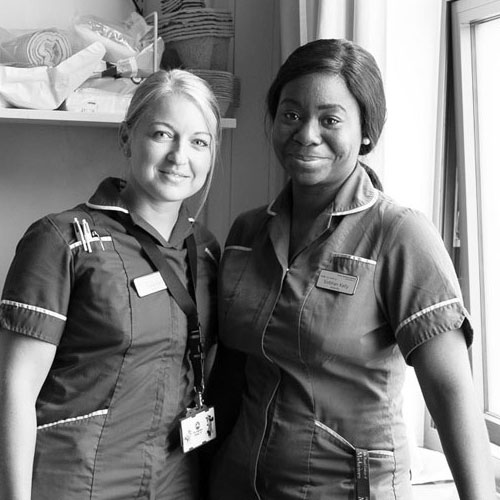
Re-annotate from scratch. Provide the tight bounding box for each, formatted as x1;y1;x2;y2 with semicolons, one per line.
367;193;440;244
226;205;270;246
17;203;88;250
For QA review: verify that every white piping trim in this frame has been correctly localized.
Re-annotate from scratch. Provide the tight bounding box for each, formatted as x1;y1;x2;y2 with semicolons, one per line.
0;300;66;321
37;409;108;430
204;247;218;263
329;190;379;216
314;420;394;457
266;201;278;216
69;236;112;250
224;245;252;252
395;298;461;336
331;252;377;266
314;420;355;451
85;202;129;214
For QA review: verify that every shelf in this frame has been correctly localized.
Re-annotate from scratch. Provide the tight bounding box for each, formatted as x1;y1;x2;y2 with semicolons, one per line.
0;107;237;128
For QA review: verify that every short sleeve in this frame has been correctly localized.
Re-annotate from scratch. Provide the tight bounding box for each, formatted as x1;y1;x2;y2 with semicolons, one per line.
376;209;473;363
0;217;73;344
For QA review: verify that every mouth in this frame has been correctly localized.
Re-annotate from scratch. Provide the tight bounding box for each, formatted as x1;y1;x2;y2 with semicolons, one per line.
159;169;190;180
288;153;330;162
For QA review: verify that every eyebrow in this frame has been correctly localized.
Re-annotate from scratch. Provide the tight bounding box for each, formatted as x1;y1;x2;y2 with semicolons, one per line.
279;98;347;113
150;121;212;136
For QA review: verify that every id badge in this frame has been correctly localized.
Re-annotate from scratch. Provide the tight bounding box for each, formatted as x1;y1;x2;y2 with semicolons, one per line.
179;405;216;453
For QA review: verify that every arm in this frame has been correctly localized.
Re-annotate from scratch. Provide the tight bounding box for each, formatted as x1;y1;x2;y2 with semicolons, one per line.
411;328;497;500
0;329;56;500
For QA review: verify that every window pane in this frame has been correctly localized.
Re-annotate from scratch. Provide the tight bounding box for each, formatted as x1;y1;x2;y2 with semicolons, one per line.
474;16;500;417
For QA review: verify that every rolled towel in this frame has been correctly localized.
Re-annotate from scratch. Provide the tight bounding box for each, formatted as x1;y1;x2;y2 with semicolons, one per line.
0;29;72;67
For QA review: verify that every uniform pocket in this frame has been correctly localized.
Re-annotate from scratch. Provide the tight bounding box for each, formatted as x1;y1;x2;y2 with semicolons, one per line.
32;409;108;500
310;419;397;500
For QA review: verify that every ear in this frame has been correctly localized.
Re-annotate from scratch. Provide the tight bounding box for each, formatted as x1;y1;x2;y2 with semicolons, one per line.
119;122;131;158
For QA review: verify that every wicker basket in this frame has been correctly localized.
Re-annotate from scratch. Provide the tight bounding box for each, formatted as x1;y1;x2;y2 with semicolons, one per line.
169;35;230;70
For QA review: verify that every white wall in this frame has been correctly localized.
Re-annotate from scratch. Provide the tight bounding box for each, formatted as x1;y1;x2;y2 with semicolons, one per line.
0;0;132;29
0;1;135;286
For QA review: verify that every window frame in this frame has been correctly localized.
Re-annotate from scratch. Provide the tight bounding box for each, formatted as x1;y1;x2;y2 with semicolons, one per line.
451;0;500;446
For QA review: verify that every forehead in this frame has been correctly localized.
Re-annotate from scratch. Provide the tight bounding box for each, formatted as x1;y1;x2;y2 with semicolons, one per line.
279;73;359;111
143;94;208;124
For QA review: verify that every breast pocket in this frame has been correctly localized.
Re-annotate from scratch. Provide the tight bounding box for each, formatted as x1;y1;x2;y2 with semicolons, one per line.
301;253;391;363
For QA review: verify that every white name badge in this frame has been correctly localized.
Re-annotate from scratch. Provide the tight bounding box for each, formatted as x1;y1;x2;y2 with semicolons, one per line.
180;406;216;453
133;271;167;297
316;270;359;295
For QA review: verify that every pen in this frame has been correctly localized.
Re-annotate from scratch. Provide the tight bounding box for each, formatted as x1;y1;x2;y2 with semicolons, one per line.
82;219;93;253
73;218;88;252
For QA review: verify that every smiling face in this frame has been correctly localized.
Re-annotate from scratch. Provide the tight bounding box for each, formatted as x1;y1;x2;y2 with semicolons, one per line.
272;72;363;192
121;93;212;211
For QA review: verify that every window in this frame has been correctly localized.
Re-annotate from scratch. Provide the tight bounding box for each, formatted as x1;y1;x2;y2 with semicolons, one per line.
452;0;500;446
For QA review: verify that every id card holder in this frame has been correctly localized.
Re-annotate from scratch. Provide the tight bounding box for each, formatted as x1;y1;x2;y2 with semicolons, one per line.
179;405;216;453
355;448;370;500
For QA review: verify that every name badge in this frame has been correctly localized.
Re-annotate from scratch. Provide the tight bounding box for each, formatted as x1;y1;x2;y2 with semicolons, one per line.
180;405;216;453
133;271;167;297
316;270;358;295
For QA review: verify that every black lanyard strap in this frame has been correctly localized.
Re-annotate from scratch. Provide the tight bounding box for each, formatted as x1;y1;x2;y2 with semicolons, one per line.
121;218;205;404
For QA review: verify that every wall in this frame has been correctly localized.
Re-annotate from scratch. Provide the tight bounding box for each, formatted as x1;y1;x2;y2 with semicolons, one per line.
0;1;134;286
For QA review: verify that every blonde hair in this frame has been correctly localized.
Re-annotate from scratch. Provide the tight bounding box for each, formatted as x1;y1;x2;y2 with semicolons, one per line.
123;69;221;218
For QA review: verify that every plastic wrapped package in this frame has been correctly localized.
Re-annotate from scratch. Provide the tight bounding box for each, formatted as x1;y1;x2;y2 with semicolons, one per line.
72;12;153;63
0;41;106;110
116;37;164;77
63;77;140;114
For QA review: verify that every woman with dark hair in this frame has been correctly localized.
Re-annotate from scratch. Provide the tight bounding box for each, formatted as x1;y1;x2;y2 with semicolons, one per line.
207;39;496;499
0;69;221;500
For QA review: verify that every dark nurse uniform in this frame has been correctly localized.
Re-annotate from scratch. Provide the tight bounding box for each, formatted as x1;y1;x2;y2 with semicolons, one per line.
210;164;472;500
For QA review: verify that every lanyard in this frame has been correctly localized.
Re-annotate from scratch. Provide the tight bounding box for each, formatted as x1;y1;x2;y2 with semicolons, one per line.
120;217;205;407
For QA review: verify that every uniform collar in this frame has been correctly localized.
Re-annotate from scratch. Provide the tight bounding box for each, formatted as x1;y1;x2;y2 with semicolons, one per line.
86;177;194;248
267;162;379;221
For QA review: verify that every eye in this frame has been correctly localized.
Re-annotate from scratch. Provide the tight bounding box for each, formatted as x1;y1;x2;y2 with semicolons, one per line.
152;129;173;141
192;138;210;148
283;111;300;121
323;116;340;127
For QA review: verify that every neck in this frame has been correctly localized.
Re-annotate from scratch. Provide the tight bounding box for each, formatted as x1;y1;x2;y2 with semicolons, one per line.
291;184;335;220
121;187;181;242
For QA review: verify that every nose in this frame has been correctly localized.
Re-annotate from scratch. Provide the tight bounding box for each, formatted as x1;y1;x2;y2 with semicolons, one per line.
293;120;322;145
167;139;188;164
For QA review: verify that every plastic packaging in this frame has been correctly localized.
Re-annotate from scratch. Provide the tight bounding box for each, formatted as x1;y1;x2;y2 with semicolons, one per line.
63;77;139;114
0;41;106;110
72;12;152;63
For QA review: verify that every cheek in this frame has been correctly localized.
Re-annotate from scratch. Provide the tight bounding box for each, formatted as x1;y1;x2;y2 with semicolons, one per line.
272;127;288;158
194;155;212;182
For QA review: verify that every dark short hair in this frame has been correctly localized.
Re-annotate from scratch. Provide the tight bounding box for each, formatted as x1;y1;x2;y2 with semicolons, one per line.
266;38;386;156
